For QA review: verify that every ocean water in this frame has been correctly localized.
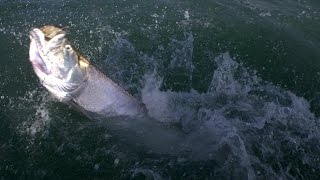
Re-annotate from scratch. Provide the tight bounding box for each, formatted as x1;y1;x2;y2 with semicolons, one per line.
1;0;320;179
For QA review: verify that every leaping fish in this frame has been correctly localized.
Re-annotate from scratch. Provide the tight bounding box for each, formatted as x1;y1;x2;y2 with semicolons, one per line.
29;25;146;119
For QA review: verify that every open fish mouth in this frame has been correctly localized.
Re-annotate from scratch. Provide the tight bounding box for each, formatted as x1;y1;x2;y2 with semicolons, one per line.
29;28;51;75
29;26;67;76
28;25;90;101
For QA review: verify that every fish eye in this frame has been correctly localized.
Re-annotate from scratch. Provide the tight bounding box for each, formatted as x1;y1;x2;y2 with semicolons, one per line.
65;45;72;51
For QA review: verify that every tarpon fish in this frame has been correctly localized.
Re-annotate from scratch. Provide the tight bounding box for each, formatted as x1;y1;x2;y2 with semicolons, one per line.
29;25;146;119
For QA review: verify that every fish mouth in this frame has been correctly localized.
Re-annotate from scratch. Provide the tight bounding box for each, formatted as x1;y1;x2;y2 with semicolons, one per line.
29;26;68;76
29;28;51;75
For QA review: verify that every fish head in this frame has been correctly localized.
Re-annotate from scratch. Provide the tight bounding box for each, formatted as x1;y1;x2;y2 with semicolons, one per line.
29;25;89;101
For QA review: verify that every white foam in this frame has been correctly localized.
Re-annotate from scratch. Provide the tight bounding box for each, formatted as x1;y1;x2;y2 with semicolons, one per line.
259;12;272;17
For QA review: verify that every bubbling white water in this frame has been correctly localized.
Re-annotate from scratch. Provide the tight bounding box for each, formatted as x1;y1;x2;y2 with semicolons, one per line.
141;52;320;178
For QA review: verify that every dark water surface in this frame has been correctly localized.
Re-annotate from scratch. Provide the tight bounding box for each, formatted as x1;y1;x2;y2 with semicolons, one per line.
1;0;320;179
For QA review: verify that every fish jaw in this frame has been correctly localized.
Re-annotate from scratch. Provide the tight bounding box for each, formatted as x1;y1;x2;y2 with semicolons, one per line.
29;29;51;77
29;27;88;102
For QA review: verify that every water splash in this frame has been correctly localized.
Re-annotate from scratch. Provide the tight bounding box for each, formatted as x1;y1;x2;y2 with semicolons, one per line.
141;52;320;178
15;90;52;139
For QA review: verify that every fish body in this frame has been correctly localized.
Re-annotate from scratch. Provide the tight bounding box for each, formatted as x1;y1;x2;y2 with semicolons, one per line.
29;25;145;118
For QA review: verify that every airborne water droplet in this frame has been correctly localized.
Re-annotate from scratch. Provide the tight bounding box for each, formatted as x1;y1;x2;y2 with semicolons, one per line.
114;158;120;165
94;164;99;170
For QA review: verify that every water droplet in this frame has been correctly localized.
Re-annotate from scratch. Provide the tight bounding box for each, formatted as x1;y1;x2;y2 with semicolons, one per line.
114;158;120;165
94;164;99;170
